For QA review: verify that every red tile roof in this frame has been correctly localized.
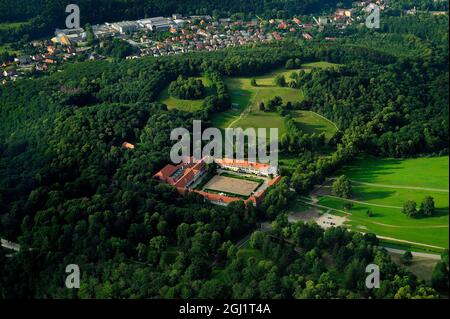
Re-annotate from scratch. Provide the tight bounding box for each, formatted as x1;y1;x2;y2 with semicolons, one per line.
154;164;178;183
153;157;281;206
122;142;135;149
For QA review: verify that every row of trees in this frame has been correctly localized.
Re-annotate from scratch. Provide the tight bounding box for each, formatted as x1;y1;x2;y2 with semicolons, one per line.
200;70;231;116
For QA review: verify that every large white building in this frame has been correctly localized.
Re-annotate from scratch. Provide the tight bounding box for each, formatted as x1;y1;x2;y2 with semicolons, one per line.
92;24;118;39
54;28;86;43
111;21;140;34
137;17;173;31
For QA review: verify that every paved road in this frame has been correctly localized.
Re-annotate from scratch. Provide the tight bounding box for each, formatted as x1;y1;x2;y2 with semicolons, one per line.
300;196;448;228
381;247;442;260
297;198;447;250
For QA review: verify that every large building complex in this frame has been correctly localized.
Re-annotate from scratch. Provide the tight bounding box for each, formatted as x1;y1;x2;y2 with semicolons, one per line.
154;157;281;206
138;17;173;31
110;21;140;34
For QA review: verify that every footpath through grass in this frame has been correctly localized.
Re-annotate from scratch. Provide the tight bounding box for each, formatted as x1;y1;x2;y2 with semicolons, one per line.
313;156;449;249
212;62;341;137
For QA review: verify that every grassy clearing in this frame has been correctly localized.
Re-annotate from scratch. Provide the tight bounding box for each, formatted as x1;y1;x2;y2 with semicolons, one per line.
302;61;343;70
319;196;448;248
0;21;29;30
157;77;212;112
211;62;340;137
291;110;338;141
212;76;301;136
289;198;448;254
315;156;449;249
381;240;444;255
337;156;449;190
389;253;438;284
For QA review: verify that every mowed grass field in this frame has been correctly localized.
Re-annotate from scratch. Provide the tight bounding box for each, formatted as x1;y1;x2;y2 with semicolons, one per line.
0;21;29;30
211;61;341;138
315;156;449;250
292;110;338;141
157;77;212;112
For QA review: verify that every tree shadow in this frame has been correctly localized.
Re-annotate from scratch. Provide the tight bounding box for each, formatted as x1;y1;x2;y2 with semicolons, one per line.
339;157;405;182
353;190;397;202
415;208;449;220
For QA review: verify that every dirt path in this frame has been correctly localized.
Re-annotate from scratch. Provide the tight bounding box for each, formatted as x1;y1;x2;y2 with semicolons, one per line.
300;198;448;229
374;235;446;250
350;180;449;193
382;247;442;260
323;194;403;209
368;220;448;229
310;111;339;131
298;198;448;249
227;90;260;129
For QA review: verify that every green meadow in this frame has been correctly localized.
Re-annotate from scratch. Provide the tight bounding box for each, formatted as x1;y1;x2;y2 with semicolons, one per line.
157;62;340;142
211;61;340;138
0;21;29;30
337;156;449;190
292;110;338;141
314;156;449;250
157;77;212;112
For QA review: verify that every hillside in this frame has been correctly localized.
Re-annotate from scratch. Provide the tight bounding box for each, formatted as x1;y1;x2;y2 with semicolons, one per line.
0;7;448;299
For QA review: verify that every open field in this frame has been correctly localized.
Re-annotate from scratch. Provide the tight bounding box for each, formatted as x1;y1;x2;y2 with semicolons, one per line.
203;175;259;197
337;156;449;190
211;76;301;136
0;21;29;30
389;252;438;284
304;156;449;250
157;77;212;112
302;61;343;70
211;61;340;137
292;110;338;141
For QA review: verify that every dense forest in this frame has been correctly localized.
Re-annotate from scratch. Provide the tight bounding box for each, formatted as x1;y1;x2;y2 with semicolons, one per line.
0;5;448;298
